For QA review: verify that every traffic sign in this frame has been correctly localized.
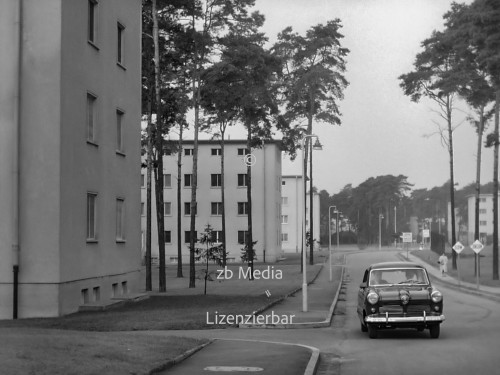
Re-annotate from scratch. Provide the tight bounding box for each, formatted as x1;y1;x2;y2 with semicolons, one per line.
422;229;430;238
401;232;412;243
452;241;465;254
470;240;484;254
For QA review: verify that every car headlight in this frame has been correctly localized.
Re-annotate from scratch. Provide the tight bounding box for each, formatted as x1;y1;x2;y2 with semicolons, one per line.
367;291;379;305
431;290;443;303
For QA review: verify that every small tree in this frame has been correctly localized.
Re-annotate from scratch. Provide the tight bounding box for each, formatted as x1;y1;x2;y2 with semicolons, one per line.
195;224;226;295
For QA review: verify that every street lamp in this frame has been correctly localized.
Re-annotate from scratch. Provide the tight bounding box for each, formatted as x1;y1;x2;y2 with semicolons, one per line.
328;205;336;281
336;211;342;250
379;214;383;250
301;134;322;312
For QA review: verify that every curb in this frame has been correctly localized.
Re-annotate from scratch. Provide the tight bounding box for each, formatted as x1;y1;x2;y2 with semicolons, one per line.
214;339;320;375
239;263;345;329
148;339;214;374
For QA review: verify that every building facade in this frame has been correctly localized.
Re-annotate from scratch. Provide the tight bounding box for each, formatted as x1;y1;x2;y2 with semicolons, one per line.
466;194;498;244
0;0;142;319
141;140;283;264
280;175;320;253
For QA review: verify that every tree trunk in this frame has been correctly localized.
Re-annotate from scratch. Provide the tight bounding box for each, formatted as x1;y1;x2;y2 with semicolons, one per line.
493;90;499;281
152;0;166;292
220;128;227;266
246;123;254;280
176;120;183;277
145;85;153;291
474;106;484;276
447;96;457;270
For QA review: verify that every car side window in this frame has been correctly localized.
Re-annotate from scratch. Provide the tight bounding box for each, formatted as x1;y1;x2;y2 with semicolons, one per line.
362;270;368;283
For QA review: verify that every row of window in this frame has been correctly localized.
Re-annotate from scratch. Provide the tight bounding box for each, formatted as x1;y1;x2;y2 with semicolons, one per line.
164;230;249;245
167;148;250;156
141;202;249;216
88;0;126;67
140;173;249;188
87;94;126;153
87;193;126;242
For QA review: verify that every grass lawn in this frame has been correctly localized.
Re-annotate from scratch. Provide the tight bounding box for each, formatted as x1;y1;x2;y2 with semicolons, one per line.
0;252;332;375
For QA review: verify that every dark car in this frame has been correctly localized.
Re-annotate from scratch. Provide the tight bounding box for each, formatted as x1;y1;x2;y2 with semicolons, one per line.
357;261;445;339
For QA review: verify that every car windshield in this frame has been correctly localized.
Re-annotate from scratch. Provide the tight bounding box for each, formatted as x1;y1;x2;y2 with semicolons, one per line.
369;268;429;286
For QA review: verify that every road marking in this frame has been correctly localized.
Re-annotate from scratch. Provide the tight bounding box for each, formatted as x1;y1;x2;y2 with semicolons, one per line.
204;366;263;372
265;289;271;297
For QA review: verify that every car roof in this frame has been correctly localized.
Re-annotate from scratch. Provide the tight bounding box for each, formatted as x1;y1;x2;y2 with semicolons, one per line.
368;261;425;271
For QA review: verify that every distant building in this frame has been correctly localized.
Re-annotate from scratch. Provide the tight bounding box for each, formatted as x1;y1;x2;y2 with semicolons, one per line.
0;0;142;319
280;175;320;253
466;194;498;244
141;140;283;263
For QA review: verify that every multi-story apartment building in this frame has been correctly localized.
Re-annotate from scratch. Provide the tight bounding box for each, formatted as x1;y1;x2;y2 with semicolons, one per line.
141;140;283;264
466;194;498;244
0;0;142;319
280;175;320;253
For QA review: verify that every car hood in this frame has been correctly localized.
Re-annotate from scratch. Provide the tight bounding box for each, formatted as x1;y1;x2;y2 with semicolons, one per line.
375;286;431;302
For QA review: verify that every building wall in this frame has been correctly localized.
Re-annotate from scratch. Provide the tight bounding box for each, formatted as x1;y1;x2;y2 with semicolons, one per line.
141;140;283;264
280;175;320;253
0;0;142;319
467;194;496;244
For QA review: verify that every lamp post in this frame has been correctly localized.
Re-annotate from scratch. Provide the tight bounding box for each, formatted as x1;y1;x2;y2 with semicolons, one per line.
394;206;397;247
379;214;384;251
328;205;336;281
301;134;322;312
336;211;342;250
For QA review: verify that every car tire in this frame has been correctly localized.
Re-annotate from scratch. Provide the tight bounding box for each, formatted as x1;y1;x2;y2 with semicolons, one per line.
367;324;378;339
429;324;440;339
361;322;368;332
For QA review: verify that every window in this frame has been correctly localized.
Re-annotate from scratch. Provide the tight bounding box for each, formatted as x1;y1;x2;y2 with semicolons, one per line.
184;202;197;215
238;230;249;244
237;174;248;187
211;148;222;156
480;221;487;226
81;288;89;304
480;209;487;214
211;174;222;187
86;193;97;240
185;148;193;156
237;148;248;156
282;180;286;186
281;215;289;224
141;202;145;216
211;202;223;216
116;109;124;153
88;0;98;44
281;197;288;205
141;174;145;188
185;231;198;243
237;202;249;215
164;174;172;188
86;93;97;143
93;287;100;302
211;230;223;243
164;231;171;244
164;202;171;216
281;233;289;242
184;174;192;187
117;22;125;65
116;198;125;241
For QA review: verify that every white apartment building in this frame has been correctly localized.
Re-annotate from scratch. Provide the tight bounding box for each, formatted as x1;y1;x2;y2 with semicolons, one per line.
0;0;142;319
280;175;320;253
141;140;283;264
466;194;498;244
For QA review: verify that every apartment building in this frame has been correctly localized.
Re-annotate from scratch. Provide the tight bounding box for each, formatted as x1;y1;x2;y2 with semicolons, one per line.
0;0;142;319
141;140;283;264
466;194;499;244
280;175;320;253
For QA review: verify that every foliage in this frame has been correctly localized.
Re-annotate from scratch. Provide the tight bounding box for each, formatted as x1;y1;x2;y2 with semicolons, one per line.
240;240;258;263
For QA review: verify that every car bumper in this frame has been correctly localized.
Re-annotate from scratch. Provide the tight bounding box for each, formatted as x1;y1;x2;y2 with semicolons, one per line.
365;312;445;324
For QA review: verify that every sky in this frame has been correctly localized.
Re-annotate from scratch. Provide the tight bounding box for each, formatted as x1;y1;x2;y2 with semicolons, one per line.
236;0;489;196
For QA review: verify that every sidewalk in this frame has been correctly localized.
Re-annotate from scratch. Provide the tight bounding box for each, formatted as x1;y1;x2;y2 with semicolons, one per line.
399;251;500;302
161;255;345;375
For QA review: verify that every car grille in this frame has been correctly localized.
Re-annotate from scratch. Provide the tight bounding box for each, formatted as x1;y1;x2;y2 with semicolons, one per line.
379;304;431;315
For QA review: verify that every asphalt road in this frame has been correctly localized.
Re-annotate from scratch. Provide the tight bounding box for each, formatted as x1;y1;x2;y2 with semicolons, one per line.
154;249;500;375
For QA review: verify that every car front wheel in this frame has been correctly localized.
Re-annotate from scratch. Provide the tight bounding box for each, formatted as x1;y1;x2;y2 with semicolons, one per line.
429;324;440;339
367;324;378;339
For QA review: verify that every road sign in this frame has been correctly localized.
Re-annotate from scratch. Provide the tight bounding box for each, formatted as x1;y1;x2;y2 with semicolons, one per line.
453;241;465;254
470;240;484;254
402;232;412;243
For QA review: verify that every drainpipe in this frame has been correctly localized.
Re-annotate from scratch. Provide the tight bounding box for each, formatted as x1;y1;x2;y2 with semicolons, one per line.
12;0;23;319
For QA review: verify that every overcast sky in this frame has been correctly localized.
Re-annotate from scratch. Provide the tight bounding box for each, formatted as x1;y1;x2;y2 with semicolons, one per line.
244;0;488;195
